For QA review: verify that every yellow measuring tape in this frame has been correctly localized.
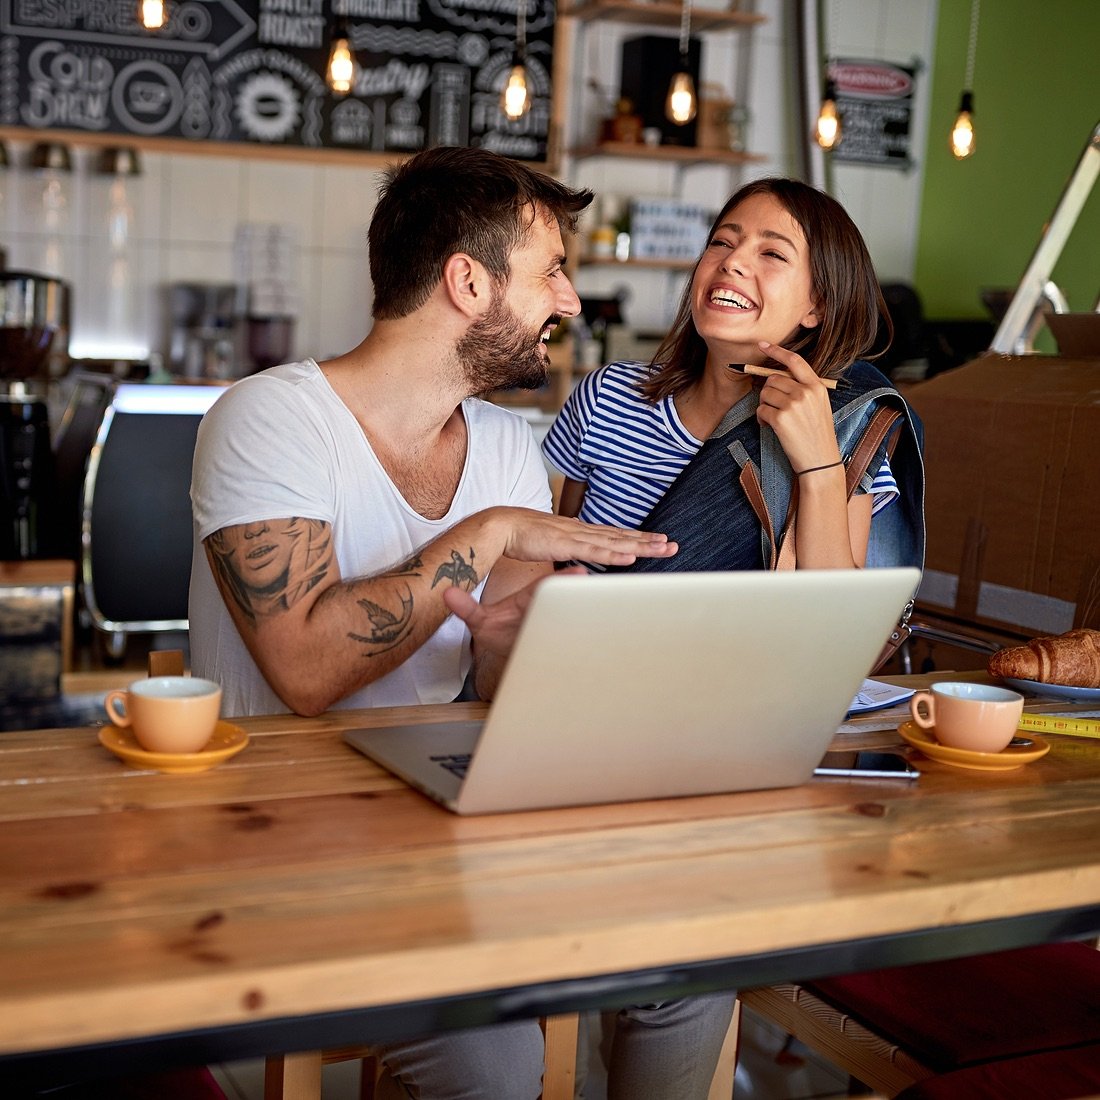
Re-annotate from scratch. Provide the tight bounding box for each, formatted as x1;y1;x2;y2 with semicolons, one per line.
1018;713;1100;740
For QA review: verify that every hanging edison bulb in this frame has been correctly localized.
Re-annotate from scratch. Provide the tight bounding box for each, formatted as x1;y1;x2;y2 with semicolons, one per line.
501;0;530;121
950;0;981;160
327;21;357;96
666;0;696;126
501;58;531;120
950;91;975;159
139;0;166;30
814;79;841;150
666;71;697;125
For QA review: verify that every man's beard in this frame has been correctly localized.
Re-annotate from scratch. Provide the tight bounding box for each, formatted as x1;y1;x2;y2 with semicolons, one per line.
457;293;560;396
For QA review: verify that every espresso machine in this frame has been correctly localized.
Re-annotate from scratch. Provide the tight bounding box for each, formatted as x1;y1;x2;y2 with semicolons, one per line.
0;270;68;559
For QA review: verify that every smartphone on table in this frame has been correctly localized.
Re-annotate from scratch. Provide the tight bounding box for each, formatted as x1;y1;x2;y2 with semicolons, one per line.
814;750;919;780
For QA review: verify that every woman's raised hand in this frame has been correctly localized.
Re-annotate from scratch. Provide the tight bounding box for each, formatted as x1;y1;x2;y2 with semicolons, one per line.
753;340;842;475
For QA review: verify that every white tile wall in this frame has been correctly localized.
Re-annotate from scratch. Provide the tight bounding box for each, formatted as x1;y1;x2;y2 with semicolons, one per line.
0;0;939;370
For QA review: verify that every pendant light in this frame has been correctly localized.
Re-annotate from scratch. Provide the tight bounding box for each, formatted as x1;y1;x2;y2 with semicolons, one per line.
500;0;530;120
814;76;841;150
139;0;166;30
814;4;840;150
327;16;357;96
950;0;980;159
665;0;697;125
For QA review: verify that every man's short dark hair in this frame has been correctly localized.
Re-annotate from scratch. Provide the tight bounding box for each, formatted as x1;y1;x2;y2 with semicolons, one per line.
368;147;593;320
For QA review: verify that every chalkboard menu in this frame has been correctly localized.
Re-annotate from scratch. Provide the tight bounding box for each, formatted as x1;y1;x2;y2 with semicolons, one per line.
827;58;916;169
0;0;555;161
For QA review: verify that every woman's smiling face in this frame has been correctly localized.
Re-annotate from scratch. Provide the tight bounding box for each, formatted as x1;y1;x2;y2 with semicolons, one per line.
690;191;820;367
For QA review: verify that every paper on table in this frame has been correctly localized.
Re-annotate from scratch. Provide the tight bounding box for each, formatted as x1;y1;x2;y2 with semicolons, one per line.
848;678;916;715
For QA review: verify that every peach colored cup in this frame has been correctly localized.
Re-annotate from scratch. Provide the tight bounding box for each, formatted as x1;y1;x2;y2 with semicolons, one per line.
909;681;1024;754
104;676;222;754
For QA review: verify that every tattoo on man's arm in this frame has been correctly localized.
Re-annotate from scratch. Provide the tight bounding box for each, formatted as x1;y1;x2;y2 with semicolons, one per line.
348;587;415;655
431;547;479;591
392;553;424;576
207;517;332;627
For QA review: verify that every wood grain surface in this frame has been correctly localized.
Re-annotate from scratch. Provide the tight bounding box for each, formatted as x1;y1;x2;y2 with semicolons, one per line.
2;681;1099;1057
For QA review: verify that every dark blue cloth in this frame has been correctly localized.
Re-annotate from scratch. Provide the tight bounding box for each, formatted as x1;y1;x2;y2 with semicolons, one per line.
616;360;925;575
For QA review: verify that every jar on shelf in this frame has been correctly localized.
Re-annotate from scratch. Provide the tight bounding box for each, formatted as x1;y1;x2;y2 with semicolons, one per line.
599;97;643;145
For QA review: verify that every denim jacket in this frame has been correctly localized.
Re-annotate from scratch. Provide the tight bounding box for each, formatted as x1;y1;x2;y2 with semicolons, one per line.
621;360;925;576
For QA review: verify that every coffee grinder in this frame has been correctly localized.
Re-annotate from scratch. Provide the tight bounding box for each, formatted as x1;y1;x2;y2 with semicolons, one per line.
0;271;67;559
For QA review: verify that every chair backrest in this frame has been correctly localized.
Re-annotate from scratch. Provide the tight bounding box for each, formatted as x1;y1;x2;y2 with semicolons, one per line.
147;649;186;678
81;384;223;638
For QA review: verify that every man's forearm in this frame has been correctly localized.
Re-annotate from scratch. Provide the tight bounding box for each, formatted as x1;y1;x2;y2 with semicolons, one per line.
209;511;510;716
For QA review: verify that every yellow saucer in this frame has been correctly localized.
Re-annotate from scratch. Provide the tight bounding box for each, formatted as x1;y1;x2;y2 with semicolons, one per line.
98;722;249;774
898;720;1049;771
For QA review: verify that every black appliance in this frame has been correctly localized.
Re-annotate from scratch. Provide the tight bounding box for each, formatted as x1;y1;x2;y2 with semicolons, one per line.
0;271;67;559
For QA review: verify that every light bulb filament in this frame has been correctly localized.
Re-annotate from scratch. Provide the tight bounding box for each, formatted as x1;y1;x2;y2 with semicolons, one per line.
950;91;975;159
815;98;840;149
328;36;356;95
501;64;531;120
140;0;166;30
666;71;697;125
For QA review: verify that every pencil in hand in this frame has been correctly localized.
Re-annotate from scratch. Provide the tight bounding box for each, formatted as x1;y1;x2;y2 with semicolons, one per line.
728;363;838;390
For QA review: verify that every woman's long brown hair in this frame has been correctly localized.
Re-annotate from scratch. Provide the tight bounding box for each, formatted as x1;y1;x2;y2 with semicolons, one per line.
639;177;891;403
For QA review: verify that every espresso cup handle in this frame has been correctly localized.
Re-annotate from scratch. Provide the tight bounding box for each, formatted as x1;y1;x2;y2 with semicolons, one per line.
909;691;936;731
104;690;132;728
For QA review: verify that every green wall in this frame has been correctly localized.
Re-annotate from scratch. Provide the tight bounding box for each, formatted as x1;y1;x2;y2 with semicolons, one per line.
914;0;1099;326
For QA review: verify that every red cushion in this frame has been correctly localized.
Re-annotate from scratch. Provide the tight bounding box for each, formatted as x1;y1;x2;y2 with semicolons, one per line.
894;1042;1100;1100
43;1068;227;1099
805;942;1100;1070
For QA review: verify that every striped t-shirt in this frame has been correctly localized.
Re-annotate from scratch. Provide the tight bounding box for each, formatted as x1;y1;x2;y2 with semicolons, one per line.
542;360;898;534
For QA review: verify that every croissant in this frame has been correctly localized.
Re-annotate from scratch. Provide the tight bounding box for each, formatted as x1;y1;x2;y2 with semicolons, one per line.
988;628;1100;687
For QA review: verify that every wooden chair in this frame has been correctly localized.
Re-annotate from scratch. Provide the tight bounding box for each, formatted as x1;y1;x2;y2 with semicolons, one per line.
148;649;187;678
263;1013;580;1100
735;941;1100;1098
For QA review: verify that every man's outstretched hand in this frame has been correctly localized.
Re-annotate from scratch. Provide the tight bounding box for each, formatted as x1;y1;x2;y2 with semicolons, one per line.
442;566;587;659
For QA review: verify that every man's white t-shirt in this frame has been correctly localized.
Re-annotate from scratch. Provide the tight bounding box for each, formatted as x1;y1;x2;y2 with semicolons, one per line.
189;359;551;718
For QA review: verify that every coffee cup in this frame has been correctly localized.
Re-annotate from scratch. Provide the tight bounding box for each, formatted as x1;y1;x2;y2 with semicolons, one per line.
104;676;222;754
909;681;1024;754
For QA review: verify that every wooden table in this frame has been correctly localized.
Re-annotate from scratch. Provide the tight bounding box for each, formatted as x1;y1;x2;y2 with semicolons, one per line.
2;676;1100;1087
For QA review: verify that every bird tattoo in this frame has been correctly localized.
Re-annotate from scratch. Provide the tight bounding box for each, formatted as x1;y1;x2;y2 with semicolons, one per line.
432;548;478;591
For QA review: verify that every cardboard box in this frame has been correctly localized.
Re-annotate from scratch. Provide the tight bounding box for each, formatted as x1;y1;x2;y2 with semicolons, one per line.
905;353;1100;637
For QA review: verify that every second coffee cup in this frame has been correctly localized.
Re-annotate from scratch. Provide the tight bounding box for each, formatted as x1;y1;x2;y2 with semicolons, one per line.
104;676;222;754
909;681;1024;754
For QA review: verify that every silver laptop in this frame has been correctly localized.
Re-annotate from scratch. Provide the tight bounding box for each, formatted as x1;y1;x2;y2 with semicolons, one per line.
344;567;920;815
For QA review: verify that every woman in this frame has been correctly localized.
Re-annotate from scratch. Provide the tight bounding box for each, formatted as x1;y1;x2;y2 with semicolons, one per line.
543;177;923;575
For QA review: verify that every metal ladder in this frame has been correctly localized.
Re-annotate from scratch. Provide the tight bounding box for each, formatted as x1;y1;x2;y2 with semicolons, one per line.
991;119;1100;355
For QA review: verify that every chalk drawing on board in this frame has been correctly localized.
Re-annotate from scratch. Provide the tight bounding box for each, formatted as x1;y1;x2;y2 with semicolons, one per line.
180;59;212;139
424;0;553;38
429;63;470;148
112;60;185;135
212;48;325;145
331;97;373;146
385;97;424;150
351;25;457;59
235;71;300;141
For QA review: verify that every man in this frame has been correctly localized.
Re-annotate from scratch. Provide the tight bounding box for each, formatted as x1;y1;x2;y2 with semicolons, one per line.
189;146;675;720
189;147;731;1098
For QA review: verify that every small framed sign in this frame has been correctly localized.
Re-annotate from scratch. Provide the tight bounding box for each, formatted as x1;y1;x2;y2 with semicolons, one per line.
828;58;917;169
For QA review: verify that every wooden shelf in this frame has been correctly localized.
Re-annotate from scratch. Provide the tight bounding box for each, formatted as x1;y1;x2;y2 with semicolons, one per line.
578;256;695;270
563;1;766;32
571;142;767;166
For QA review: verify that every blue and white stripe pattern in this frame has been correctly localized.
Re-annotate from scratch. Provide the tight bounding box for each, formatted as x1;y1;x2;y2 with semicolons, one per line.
542;360;897;533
